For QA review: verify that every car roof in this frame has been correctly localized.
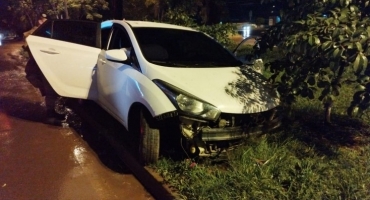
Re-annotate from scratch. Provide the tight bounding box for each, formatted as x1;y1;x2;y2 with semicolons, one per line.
104;19;197;32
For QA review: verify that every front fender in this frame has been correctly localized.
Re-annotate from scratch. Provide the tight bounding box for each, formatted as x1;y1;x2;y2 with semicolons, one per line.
121;69;177;128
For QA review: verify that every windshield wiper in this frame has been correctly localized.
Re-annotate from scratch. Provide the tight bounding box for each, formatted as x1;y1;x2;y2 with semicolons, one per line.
150;60;188;67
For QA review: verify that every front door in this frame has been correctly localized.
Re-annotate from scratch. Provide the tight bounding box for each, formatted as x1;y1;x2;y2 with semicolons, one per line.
96;24;136;122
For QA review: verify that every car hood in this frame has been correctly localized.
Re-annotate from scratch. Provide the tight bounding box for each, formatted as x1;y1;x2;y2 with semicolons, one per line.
147;65;280;114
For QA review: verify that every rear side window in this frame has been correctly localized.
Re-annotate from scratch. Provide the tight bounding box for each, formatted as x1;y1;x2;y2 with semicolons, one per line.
52;21;98;47
32;20;52;38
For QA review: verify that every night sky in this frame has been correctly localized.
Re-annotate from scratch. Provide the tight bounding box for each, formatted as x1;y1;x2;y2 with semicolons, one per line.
0;0;9;17
226;0;280;21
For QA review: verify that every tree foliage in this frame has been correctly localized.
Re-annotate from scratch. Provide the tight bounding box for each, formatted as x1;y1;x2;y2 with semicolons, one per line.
259;0;370;122
7;0;46;29
123;0;228;25
48;0;109;20
8;0;108;30
122;0;236;47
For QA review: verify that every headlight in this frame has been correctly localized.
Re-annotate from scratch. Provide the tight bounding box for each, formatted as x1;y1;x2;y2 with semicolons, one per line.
154;80;221;121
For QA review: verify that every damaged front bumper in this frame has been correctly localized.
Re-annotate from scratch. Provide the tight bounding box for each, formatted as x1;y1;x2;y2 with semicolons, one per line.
201;116;281;141
179;107;281;157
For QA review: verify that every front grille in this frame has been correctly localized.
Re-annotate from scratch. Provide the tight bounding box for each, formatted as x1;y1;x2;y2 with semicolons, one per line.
210;107;279;129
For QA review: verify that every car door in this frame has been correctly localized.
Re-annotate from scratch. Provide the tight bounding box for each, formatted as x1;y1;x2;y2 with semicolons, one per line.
26;20;102;100
96;23;136;122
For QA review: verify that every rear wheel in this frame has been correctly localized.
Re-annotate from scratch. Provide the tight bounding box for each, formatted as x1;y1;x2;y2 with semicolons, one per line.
133;108;160;165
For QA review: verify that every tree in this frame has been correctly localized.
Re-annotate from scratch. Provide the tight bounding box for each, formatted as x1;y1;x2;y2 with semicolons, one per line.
122;0;153;20
7;0;46;29
46;0;109;20
121;0;236;46
258;0;370;123
8;0;108;31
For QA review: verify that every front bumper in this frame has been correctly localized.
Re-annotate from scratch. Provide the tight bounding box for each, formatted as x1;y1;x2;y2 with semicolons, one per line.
201;115;281;141
179;107;282;157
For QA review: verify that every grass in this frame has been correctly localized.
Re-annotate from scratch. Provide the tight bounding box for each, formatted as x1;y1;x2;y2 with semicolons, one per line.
150;44;370;199
151;89;370;199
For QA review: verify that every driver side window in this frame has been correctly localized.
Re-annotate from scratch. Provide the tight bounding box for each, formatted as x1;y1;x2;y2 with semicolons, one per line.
108;27;131;50
108;26;140;70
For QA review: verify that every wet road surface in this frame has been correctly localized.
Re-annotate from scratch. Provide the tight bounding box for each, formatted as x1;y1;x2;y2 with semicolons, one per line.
0;41;155;200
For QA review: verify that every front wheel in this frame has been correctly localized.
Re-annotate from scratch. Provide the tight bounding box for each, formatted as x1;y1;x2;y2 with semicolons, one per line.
134;108;160;165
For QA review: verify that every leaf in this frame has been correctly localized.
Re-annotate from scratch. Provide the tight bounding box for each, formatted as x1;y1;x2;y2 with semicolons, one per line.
321;41;332;51
308;35;313;46
356;85;366;91
350;5;355;12
347;42;354;49
353;53;361;73
294;20;305;24
330;10;338;18
332;48;341;60
355;42;363;51
353;53;368;75
347;106;359;117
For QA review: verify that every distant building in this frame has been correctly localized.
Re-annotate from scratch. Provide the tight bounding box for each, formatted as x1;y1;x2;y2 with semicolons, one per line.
268;16;281;26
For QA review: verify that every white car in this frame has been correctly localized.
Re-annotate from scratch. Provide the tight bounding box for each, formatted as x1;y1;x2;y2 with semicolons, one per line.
26;19;281;164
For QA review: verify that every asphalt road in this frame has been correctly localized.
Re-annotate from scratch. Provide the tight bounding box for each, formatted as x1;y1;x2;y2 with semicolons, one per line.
0;41;155;200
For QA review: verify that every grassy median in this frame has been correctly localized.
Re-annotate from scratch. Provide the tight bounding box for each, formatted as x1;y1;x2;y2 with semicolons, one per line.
152;88;370;199
151;44;370;199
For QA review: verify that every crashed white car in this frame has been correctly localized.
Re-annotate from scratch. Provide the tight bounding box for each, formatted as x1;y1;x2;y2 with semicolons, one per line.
27;19;281;164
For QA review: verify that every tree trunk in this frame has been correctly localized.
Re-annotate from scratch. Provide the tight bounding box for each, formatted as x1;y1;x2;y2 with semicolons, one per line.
26;13;34;28
324;102;332;124
64;0;69;19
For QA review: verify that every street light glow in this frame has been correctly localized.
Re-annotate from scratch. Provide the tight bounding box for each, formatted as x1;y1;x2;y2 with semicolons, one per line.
243;26;250;38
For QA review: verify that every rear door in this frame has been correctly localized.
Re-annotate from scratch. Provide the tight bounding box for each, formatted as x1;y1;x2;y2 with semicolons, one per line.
26;20;102;99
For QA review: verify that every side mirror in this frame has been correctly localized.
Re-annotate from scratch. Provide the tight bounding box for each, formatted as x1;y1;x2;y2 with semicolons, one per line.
233;36;261;65
105;49;128;62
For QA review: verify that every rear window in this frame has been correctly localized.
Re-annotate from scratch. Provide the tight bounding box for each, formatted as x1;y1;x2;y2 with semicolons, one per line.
52;21;98;47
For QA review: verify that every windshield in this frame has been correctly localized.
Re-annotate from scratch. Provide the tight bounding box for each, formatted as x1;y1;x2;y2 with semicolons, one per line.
132;28;242;68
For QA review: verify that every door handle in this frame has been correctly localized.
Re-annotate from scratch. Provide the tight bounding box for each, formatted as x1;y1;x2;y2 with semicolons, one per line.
99;59;106;64
40;49;59;54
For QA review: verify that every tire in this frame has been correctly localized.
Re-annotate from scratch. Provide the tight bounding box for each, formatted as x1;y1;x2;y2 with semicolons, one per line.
137;108;160;165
